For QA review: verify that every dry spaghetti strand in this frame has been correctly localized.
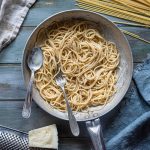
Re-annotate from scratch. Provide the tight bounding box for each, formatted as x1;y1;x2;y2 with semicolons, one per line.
76;0;150;25
113;21;150;28
121;29;150;44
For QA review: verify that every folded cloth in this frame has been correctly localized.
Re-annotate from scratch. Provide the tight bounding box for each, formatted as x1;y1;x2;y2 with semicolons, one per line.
0;0;36;51
107;112;150;150
105;55;150;150
133;54;150;105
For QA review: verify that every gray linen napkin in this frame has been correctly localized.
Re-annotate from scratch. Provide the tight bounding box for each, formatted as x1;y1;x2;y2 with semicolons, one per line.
0;0;36;51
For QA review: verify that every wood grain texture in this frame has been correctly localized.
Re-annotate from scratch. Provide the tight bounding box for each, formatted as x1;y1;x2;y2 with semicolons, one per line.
120;27;150;63
0;64;141;100
23;0;126;27
0;27;34;64
23;0;77;27
30;138;92;150
0;100;89;138
59;138;92;150
0;0;149;148
0;98;126;138
1;27;150;64
1;0;149;64
0;66;26;99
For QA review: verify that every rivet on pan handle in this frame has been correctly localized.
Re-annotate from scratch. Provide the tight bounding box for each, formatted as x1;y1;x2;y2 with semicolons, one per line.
86;118;106;150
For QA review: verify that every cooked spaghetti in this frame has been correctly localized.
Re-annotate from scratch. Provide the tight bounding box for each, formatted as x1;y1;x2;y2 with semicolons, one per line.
35;21;120;112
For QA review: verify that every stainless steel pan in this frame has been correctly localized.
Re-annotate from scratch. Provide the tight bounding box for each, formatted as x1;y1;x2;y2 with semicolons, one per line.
22;10;133;150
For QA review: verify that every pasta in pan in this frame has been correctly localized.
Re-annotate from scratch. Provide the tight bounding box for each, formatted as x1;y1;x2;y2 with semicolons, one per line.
35;20;119;112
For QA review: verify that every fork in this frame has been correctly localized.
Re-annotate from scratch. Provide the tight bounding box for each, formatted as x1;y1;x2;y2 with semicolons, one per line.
55;68;80;136
86;118;106;150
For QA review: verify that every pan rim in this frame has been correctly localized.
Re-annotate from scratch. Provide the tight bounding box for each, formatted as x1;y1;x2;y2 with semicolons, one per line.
22;9;133;121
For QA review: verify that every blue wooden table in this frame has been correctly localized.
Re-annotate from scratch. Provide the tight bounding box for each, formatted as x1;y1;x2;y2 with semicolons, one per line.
0;0;149;149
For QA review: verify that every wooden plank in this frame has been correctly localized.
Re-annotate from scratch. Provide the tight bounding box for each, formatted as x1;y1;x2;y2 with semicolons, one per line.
0;66;26;99
0;27;34;64
29;138;92;150
0;97;133;140
24;0;77;26
0;64;142;100
59;138;92;150
1;26;150;64
0;65;128;138
120;27;150;63
0;1;149;149
0;100;89;138
24;0;126;27
0;100;93;149
0;0;149;64
0;84;136;139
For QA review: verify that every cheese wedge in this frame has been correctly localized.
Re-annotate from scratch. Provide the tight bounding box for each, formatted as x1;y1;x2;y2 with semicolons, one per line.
29;124;58;149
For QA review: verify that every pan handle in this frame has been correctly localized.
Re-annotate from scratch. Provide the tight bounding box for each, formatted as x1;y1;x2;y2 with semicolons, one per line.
86;118;106;150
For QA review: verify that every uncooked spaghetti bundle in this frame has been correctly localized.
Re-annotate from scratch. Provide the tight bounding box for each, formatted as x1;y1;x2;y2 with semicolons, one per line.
76;0;150;25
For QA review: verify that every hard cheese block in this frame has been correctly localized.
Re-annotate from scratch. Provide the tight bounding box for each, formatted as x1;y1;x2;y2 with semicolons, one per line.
29;124;58;149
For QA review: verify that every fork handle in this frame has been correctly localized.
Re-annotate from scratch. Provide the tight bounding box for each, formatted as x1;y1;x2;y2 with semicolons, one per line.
22;70;34;119
86;118;106;150
61;87;80;136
